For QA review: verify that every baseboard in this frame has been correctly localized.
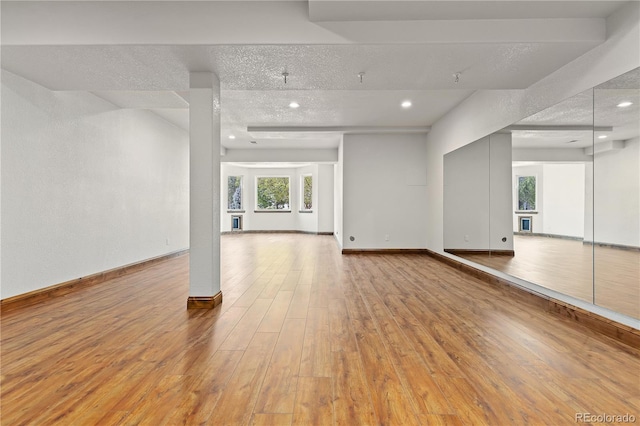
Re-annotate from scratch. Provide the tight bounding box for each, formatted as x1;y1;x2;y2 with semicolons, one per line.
516;233;640;252
221;230;334;236
425;249;640;348
1;249;189;313
444;249;515;257
445;249;491;256
515;232;583;241
342;248;430;255
583;240;640;252
187;291;223;309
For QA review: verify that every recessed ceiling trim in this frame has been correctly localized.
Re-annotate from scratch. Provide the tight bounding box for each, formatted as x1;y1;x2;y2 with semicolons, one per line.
247;125;430;134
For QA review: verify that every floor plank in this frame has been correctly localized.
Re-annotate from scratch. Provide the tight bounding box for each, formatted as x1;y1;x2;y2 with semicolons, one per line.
291;377;333;426
1;233;638;426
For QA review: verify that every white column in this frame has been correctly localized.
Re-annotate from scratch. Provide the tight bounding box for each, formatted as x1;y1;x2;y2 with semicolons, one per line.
188;72;222;308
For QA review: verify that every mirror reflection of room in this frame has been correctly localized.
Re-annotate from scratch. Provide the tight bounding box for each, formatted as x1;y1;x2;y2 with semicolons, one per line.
444;67;639;320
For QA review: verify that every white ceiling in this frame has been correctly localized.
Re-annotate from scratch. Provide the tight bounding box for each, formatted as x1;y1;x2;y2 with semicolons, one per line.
510;68;640;149
0;0;633;151
308;1;626;21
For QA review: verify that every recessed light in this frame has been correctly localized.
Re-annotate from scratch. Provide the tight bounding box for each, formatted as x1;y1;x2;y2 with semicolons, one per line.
228;135;236;140
598;135;607;139
567;139;579;144
250;140;257;144
617;101;633;108
401;100;412;108
289;102;300;109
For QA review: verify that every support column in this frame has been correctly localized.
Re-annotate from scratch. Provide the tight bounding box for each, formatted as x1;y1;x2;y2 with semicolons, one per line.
187;72;222;309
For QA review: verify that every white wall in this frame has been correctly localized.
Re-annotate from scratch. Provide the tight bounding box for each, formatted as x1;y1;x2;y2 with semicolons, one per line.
426;1;639;253
342;133;428;250
333;138;344;248
444;133;513;251
317;164;334;234
542;163;585;238
444;136;490;250
1;70;189;299
489;133;514;250
593;138;640;247
220;163;334;234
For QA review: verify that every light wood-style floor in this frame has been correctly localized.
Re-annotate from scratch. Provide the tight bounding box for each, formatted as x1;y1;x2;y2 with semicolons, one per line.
459;235;640;319
2;234;639;425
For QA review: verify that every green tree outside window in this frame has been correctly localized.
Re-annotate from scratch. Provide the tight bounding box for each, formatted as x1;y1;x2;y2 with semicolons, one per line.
228;176;242;210
518;176;536;210
302;175;312;210
257;177;290;210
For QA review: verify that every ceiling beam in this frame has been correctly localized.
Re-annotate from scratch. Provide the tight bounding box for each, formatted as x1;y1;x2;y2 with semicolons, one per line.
506;125;613;131
248;126;430;134
2;1;605;46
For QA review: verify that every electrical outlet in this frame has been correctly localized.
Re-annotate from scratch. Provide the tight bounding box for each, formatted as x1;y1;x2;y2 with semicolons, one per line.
385;234;390;241
464;235;469;242
166;238;170;245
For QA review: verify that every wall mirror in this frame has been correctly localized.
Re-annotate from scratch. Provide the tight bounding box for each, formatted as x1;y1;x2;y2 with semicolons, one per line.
444;67;639;320
593;69;639;319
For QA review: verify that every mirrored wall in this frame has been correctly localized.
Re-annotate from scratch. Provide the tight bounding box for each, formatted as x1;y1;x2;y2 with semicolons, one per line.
444;68;639;320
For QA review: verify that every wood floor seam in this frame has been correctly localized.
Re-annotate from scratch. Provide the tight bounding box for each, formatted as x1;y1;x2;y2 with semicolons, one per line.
1;234;637;426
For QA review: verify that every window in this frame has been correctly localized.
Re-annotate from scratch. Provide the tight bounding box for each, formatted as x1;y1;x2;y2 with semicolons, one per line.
301;175;312;211
517;176;536;211
227;176;243;210
256;176;290;210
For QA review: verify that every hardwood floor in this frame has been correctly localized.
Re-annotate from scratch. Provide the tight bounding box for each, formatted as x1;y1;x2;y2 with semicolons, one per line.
1;233;639;425
458;235;640;319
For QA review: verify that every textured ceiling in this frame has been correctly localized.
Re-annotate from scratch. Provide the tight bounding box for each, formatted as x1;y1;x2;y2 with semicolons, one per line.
1;43;601;92
0;41;600;148
511;68;640;149
0;0;634;152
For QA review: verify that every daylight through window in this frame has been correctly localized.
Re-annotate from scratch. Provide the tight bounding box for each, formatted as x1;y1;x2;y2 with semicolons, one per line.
227;176;243;210
256;177;290;210
302;175;312;210
517;176;536;210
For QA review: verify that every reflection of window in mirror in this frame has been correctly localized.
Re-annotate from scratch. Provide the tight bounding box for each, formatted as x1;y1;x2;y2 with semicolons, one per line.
517;176;536;211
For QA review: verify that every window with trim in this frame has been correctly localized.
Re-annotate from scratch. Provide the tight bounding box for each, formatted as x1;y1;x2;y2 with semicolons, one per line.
256;176;290;210
301;175;312;211
517;176;536;211
227;176;243;210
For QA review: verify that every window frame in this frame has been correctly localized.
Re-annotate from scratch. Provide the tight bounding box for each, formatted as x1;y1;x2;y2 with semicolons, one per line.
516;175;537;212
227;175;244;212
300;174;313;212
254;175;292;212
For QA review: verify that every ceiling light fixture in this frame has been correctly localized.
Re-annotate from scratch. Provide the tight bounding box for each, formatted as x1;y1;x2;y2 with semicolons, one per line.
289;101;300;109
250;140;257;144
401;100;412;108
358;72;365;84
282;71;289;84
598;135;607;139
228;135;236;140
567;139;578;144
617;101;633;108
